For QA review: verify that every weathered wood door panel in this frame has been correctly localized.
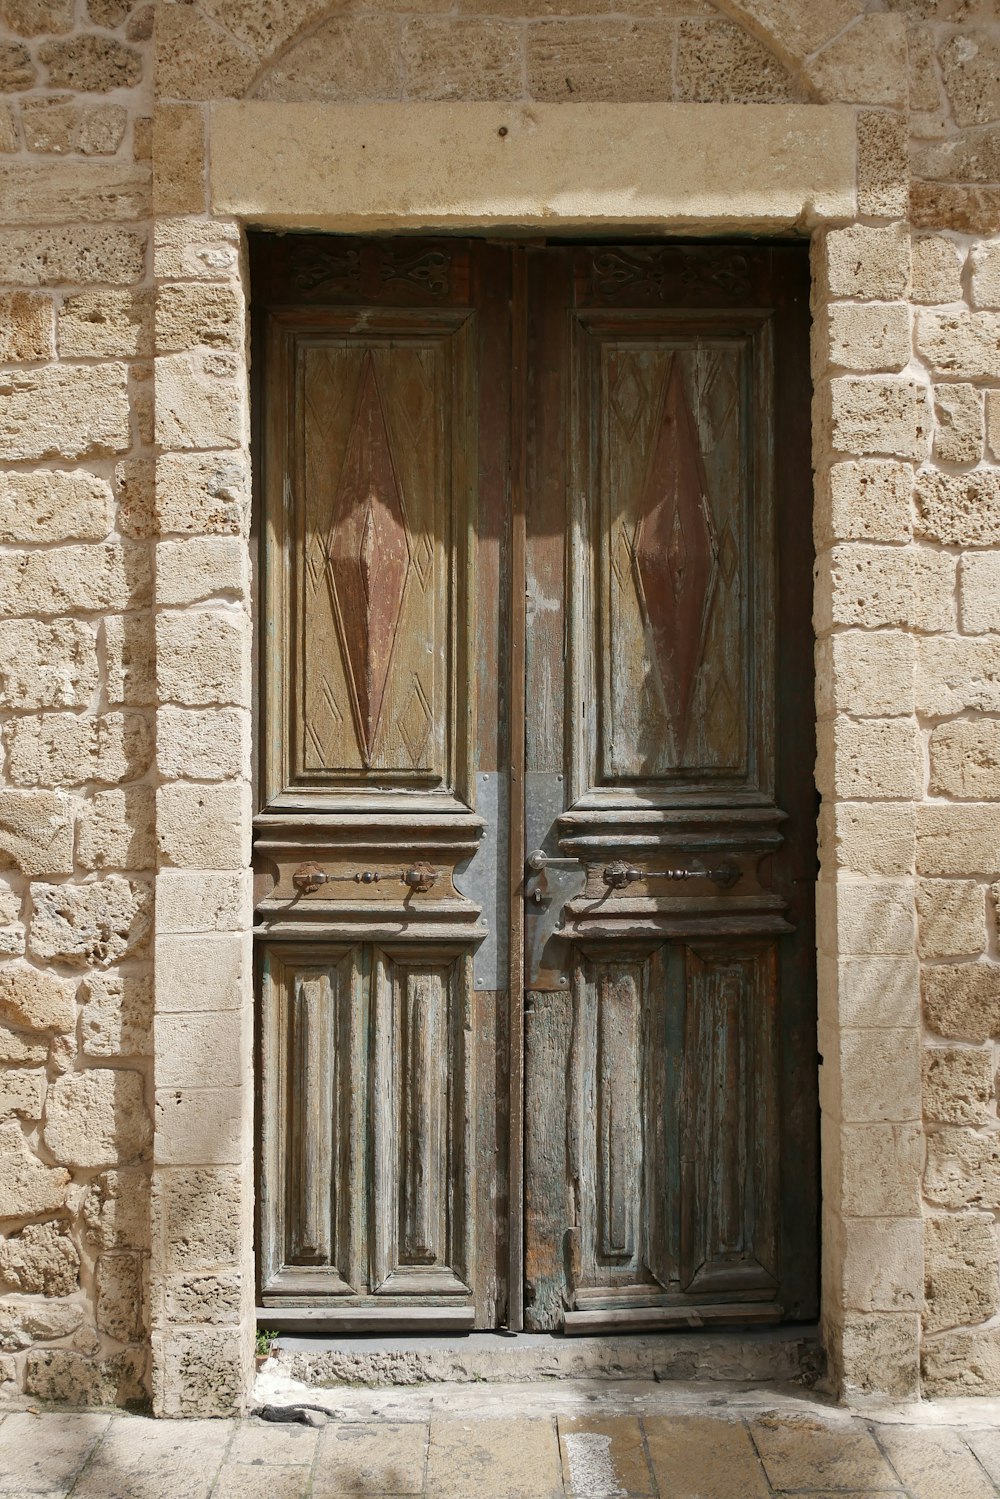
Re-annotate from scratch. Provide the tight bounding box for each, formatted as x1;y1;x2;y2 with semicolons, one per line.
253;237;816;1332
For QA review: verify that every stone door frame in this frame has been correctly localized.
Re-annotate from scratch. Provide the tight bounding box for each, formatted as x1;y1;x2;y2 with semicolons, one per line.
151;100;915;1413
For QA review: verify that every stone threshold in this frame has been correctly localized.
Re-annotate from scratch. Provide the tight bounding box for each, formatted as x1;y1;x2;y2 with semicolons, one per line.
258;1324;821;1390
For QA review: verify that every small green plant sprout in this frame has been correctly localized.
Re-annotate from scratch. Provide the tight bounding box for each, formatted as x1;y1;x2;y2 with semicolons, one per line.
255;1328;279;1358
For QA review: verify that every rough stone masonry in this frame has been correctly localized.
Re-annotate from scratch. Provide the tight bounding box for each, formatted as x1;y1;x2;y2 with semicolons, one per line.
1;0;1000;1416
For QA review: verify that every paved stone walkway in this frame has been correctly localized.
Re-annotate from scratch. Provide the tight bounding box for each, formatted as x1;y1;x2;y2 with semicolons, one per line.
3;1388;1000;1497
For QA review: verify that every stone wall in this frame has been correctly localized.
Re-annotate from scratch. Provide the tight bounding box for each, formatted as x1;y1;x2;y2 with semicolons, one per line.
1;0;1000;1413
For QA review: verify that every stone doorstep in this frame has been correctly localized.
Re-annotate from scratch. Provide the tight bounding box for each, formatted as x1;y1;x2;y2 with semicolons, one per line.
257;1325;821;1390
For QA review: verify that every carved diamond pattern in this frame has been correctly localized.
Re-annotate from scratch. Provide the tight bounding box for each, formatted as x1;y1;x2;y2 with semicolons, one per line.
610;356;647;440
326;354;411;765
398;675;432;768
632;359;718;737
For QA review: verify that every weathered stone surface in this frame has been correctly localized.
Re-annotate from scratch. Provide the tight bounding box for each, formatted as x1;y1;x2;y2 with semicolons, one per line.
77;786;156;874
823;224;910;301
0;291;53;361
83;1168;150;1250
940;27;1000;127
23;1347;146;1407
78;103;128;156
826;377;930;460
0;103;18;152
820;802;915;879
156;932;248;1015
7;711;153;788
155;351;246;451
96;1251;143;1342
156;782;251;871
115;456;154;540
0;790;74;876
155;3;258;99
0;961;75;1033
156;284;244;355
155;1011;246;1091
806;15;907;106
916;638;1000;717
817;879;915;958
0;225;146;286
153;218;240;282
970;243;1000;310
917;806;1000;879
0;1121;68;1217
103;613;155;707
0;1022;47;1063
0;161;149;226
818;718;921;800
817;630;914;718
934;384;983;464
0;1298;83;1353
815;459;913;547
930;721;1000;801
0;1220;79;1296
155;452;250;536
822;303;910;374
0;40;35;89
926;1128;1000;1210
925;1214;999;1334
156;537;248;605
856;107;908;220
155;1165;243;1269
21;95;80;154
39;33;141;90
30;877;152;968
155;871;251;935
526;19;675;104
676;20;795;103
254;15;400;101
155;609;250;707
59;289;150;360
923;1045;994;1125
917;879;986;958
1;0;74;34
924;963;1000;1043
157;1327;248;1418
915;468;1000;546
87;0;131;24
923;1325;1000;1396
0;1068;45;1122
839;1216;922;1315
917;310;1000;379
152;103;205;217
157;705;249;781
0;471;112;546
164;1270;242;1327
44;1067;151;1169
818;544;954;633
0;363;130;462
964;552;1000;635
81;970;152;1057
839;1312;920;1400
911;235;965;305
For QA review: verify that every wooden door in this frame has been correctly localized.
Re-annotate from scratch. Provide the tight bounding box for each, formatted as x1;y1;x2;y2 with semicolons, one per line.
251;237;816;1332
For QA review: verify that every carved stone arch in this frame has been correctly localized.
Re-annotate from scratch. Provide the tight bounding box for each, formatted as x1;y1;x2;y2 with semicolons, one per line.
712;0;871;100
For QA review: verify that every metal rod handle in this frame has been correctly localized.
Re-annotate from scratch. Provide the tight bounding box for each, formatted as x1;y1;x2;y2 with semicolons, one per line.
293;862;439;895
602;859;739;891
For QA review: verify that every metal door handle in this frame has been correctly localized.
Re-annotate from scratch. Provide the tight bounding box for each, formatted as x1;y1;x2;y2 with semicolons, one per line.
526;849;578;872
602;859;740;890
292;862;438;894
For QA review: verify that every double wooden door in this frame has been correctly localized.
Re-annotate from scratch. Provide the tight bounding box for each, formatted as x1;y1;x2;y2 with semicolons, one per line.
251;237;817;1333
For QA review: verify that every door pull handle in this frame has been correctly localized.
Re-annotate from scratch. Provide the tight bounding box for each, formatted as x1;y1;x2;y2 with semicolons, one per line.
526;849;578;873
292;861;439;894
602;859;740;891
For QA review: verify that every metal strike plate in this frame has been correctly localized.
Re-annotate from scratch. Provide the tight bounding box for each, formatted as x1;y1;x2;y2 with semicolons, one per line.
454;772;507;992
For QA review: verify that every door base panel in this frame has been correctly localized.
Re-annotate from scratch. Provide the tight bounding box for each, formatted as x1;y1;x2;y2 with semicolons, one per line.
562;1303;783;1335
256;1306;477;1334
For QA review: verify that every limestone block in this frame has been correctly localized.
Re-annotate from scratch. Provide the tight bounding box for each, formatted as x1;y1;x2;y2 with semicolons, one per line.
930;721;1000;801
0;471;112;545
840;1218;923;1314
115;457;154;540
0;542;152;618
917;805;1000;878
154;5;258;100
0;363;130;461
156;284;244;355
155;1165;244;1270
816;631;914;719
924;962;1000;1043
923;1324;1000;1396
155;931;248;1014
156;705;250;781
257;15;400;101
0;160;150;227
77;786;156;873
923;1046;994;1125
986;391;1000;463
0;961;75;1033
130;358;153;446
155;1010;246;1090
804;15;906;106
24;1347;146;1407
78;104;128;157
155;350;246;451
940;28;1000;128
925;1128;1000;1210
0;292;53;362
816;879;915;957
822;224;910;301
103;614;155;708
817;544;954;633
155;609;250;706
152;104;205;217
826;1027;920;1124
821;955;919;1029
821;303;910;375
1;0;75;35
39;34;142;90
817;718;920;800
915;468;1000;547
0;790;74;877
856;109;908;220
839;1312;920;1401
917;879;986;958
916;638;1000;717
0;41;35;89
819;801;916;878
156;782;252;871
934;386;984;466
969;244;1000;311
154;871;252;935
0;1221;78;1296
0;104;18;152
917;310;1000;380
0;1121;68;1217
526;19;677;105
44;1067;151;1169
154;1084;248;1167
83;1168;150;1250
674;20;795;103
164;1270;242;1326
0;1299;83;1353
0;1023;47;1063
155;452;250;536
80;970;152;1058
156;1327;248;1418
7;711;153;788
21;95;80;155
58;290;150;360
841;1123;924;1217
0;1069;44;1122
825;377;930;460
96;1251;143;1343
0;225;146;286
87;0;131;24
814;459;913;547
156;537;249;606
153;219;240;282
30;877;152;968
911;235;965;305
961;552;1000;634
